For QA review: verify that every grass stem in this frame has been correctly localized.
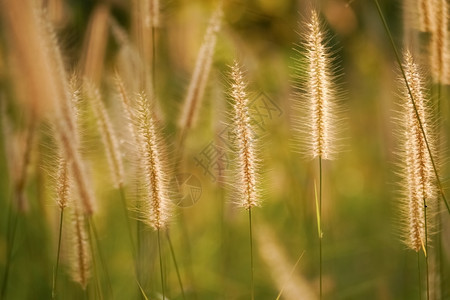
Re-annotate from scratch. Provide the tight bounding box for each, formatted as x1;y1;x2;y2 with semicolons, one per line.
319;156;323;300
52;209;65;299
418;252;422;300
157;229;165;300
423;198;429;300
248;208;254;300
88;217;113;299
166;230;186;300
86;217;103;300
118;184;136;262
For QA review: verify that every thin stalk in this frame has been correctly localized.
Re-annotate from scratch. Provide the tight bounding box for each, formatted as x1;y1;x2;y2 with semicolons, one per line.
118;184;136;262
86;217;103;300
319;156;323;300
179;210;197;300
372;0;450;215
423;198;429;300
248;208;254;300
52;209;65;299
1;202;18;300
157;229;165;300
418;252;422;300
88;217;113;299
166;231;186;300
436;83;443;299
1;115;35;299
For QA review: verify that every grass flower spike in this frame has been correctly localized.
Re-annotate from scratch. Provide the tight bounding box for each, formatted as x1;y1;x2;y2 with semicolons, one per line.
293;10;341;160
136;92;171;230
230;61;260;209
397;50;437;253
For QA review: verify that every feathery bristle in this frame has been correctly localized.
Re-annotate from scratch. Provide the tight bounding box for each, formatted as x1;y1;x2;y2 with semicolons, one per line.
398;50;436;252
86;81;124;188
293;10;341;160
56;156;70;210
70;206;91;289
418;0;434;32
178;6;222;131
430;0;449;84
230;61;260;209
136;92;171;230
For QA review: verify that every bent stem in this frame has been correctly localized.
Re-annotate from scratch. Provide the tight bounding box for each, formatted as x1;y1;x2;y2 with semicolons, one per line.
372;0;450;215
166;231;186;300
248;208;254;300
157;229;165;300
52;209;65;299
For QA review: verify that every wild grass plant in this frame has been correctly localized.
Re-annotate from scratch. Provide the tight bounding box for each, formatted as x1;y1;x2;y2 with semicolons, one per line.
0;0;449;299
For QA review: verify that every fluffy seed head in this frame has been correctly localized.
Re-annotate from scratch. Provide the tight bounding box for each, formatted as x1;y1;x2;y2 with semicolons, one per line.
56;157;70;210
397;50;437;252
136;92;171;230
293;10;342;160
230;61;260;209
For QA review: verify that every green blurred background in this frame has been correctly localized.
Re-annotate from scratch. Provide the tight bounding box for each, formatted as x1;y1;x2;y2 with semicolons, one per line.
1;0;449;299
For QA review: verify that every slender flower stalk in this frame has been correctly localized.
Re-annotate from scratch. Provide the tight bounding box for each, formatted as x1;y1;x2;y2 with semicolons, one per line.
292;10;343;298
230;61;260;300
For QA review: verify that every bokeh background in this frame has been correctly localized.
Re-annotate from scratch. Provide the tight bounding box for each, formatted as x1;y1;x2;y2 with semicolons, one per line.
0;0;449;299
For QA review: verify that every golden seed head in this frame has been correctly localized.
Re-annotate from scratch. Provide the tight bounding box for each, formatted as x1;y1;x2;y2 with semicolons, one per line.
293;9;342;160
398;50;437;252
230;61;260;209
136;92;171;230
